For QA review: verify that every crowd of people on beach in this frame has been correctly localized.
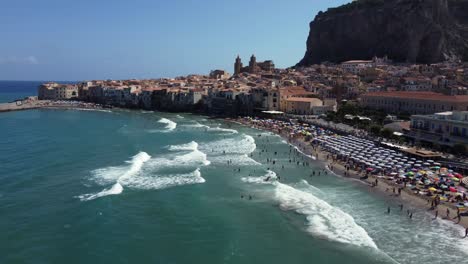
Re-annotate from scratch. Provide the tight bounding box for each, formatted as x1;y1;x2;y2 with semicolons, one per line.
239;116;468;237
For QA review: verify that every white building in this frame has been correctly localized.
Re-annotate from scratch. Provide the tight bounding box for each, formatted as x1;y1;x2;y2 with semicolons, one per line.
409;111;468;146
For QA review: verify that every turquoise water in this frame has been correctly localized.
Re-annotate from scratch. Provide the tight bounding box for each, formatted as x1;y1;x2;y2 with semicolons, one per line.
1;109;467;264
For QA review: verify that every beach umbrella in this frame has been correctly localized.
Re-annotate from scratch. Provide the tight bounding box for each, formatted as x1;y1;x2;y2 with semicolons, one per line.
367;168;374;172
453;178;460;182
449;187;457;192
429;187;437;192
461;177;468;186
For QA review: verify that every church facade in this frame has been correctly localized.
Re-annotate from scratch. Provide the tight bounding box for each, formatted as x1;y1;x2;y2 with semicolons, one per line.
234;55;275;75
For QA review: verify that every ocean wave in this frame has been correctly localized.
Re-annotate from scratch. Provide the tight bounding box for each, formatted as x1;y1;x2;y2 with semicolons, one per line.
207;126;238;134
158;118;177;131
168;141;199;151
293;145;316;160
276;181;377;248
74;108;113;113
181;122;209;129
154;141;211;167
201;134;256;155
241;170;278;184
176;115;184;119
210;153;261;166
78;152;151;201
124;168;205;190
77;182;124;201
78;147;210;201
243;171;377;249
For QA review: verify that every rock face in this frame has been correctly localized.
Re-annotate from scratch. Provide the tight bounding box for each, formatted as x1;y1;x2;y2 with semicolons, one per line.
297;0;468;66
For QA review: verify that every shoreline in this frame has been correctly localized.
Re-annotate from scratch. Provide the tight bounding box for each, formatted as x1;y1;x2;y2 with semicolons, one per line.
3;102;467;229
227;117;468;229
0;100;112;113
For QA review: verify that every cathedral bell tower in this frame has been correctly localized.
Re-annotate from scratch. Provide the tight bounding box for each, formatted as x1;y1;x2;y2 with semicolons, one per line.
248;54;257;73
234;55;242;75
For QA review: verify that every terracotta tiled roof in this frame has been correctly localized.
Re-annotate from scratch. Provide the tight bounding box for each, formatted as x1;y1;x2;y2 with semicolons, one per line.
285;97;321;103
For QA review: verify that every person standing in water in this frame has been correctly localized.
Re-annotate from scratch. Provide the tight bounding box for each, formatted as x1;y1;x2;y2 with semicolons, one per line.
387;206;391;214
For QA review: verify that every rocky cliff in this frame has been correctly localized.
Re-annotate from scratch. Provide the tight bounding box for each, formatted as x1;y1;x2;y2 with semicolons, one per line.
297;0;468;66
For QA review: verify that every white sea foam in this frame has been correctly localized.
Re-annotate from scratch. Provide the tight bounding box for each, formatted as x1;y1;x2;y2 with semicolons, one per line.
74;108;112;113
158;118;177;131
141;142;211;173
276;182;377;248
201;134;256;155
124;168;205;190
141;110;154;114
181;122;209;129
176;115;184;119
241;170;277;184
243;171;377;248
78;152;151;201
293;145;316;160
77;182;123;201
207;126;238;134
168;141;199;151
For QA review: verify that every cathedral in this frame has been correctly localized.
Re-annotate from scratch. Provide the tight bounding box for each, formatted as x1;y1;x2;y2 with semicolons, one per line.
234;55;275;75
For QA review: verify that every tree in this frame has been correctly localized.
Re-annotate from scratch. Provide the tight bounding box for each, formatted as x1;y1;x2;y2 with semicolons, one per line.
381;128;393;138
370;125;382;136
452;143;467;156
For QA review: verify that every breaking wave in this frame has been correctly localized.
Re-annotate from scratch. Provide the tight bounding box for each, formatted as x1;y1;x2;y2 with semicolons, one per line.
78;152;151;201
181;122;209;129
207;126;238;134
74;108;113;113
243;171;377;249
200;134;258;165
158;118;177;131
124;168;205;190
201;134;256;155
78;144;210;201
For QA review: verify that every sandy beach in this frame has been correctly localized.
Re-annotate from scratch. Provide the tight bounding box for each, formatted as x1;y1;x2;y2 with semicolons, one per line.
229;117;468;230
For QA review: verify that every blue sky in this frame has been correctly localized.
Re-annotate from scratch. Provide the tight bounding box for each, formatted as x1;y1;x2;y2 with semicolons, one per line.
0;0;350;81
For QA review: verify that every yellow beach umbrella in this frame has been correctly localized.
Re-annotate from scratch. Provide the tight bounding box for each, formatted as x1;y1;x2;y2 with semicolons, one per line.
428;187;437;192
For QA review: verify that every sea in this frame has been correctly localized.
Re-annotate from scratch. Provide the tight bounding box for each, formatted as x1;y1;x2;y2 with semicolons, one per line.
1;81;467;263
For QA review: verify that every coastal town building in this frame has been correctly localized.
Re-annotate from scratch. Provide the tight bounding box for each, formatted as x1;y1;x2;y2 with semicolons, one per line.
34;59;468;124
284;97;323;115
360;91;468;115
408;111;468;147
234;55;275;75
38;83;78;100
209;70;230;80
